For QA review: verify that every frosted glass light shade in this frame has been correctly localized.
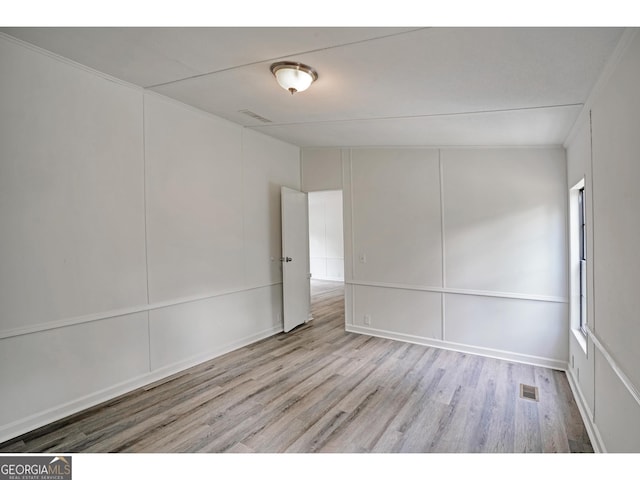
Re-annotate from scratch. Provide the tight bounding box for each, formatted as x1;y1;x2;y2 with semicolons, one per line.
275;68;313;93
270;62;318;95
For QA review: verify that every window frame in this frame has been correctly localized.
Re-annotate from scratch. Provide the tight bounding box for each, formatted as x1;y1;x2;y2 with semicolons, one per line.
569;178;588;351
578;186;587;336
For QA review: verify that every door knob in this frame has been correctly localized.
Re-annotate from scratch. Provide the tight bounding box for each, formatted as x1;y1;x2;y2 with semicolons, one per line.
280;257;293;262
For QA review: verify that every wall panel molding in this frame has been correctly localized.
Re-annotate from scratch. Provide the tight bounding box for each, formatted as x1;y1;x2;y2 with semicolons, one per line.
340;146;570;369
0;283;283;340
586;325;640;409
346;280;567;304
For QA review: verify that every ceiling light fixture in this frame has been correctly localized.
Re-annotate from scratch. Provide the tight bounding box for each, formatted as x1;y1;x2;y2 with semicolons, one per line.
270;61;318;95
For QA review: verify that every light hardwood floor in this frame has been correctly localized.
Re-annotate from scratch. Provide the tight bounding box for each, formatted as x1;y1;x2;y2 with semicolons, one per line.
0;280;593;453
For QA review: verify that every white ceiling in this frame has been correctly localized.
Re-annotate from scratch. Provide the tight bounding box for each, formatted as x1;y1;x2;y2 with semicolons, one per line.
0;27;625;147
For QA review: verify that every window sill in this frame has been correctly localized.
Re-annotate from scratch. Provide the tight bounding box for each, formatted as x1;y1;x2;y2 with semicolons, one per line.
572;327;588;355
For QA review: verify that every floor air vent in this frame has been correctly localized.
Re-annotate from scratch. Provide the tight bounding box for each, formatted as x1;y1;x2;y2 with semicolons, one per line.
520;384;539;402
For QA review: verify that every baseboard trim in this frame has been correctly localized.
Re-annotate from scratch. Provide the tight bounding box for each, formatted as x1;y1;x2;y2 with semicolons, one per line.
566;368;606;453
346;324;567;370
0;325;282;445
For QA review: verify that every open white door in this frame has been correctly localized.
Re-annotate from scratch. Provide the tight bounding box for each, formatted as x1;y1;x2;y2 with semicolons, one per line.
281;186;311;333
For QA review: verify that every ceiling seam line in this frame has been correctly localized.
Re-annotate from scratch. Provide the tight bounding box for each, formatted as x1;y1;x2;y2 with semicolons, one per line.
144;27;429;90
244;103;585;128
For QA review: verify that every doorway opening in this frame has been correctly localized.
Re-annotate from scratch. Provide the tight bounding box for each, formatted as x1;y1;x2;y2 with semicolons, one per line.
307;190;345;318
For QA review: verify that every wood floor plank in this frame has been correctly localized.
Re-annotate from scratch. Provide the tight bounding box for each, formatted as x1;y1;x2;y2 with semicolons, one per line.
424;384;472;453
464;357;500;453
483;361;517;452
0;280;593;454
241;376;345;452
323;386;404;452
552;370;593;452
513;362;543;453
373;366;450;452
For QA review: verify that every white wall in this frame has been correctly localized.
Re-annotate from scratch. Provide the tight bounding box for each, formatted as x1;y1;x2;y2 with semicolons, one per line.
305;146;569;369
301;148;342;192
308;191;344;281
0;34;300;442
565;29;640;452
0;35;148;337
144;95;245;302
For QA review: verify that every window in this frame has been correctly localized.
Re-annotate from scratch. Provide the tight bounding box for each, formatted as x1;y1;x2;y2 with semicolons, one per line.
570;179;587;345
578;187;587;334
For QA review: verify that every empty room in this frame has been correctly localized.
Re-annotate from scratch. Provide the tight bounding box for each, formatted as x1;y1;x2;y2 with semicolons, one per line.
1;21;639;461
